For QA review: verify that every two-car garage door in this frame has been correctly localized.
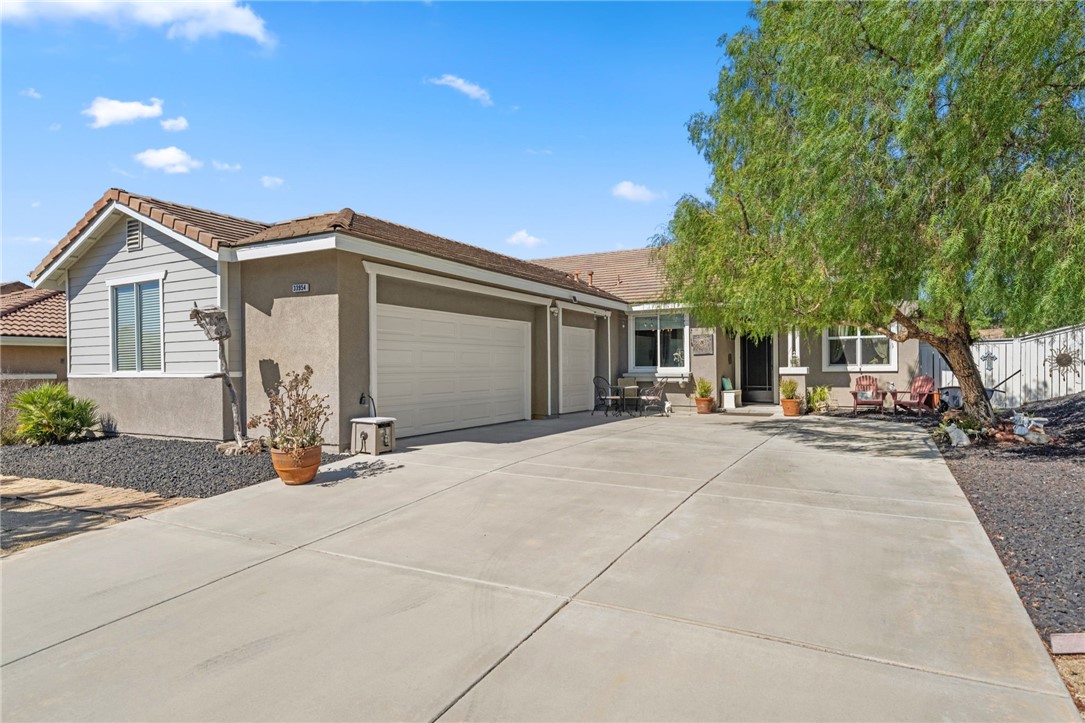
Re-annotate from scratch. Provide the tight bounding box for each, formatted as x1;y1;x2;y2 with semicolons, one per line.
375;305;531;437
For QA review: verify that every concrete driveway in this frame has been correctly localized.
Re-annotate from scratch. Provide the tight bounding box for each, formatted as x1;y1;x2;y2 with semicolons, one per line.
1;413;1076;721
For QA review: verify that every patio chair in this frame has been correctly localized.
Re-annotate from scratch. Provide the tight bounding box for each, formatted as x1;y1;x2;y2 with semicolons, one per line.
638;380;668;417
891;375;936;416
850;375;887;415
593;376;624;417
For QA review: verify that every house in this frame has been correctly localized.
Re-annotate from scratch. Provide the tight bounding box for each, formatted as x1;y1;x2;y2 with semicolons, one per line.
1;283;68;385
29;189;922;450
535;248;922;410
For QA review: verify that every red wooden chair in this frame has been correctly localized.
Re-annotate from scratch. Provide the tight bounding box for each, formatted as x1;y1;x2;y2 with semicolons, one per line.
891;375;936;416
850;375;886;415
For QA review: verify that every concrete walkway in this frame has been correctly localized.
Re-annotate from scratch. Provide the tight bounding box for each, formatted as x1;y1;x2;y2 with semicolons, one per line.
1;414;1076;721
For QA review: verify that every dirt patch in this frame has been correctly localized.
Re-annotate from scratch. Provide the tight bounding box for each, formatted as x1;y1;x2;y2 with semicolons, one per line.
1054;655;1085;717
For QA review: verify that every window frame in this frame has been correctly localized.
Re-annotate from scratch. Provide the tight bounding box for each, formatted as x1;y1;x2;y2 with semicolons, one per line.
107;272;165;374
821;326;897;372
628;311;690;375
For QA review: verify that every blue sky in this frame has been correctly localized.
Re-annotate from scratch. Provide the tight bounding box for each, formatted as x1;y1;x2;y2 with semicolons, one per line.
2;1;750;283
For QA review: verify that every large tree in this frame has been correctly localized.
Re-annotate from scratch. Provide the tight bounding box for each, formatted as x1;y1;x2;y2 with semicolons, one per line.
661;0;1085;421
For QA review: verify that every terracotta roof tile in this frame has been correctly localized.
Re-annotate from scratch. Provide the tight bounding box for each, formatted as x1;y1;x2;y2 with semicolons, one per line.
1;288;66;338
31;190;624;305
533;247;665;303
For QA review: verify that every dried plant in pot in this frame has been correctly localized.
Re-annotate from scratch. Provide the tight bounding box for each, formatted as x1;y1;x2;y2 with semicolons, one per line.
247;366;332;485
694;377;715;414
780;378;802;417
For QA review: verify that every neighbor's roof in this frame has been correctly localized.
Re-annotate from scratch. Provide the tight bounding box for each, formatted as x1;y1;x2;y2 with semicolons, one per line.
0;281;30;295
533;247;665;303
31;189;622;303
1;287;66;338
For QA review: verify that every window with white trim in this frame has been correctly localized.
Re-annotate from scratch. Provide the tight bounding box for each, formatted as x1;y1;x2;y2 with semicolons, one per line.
112;280;162;371
630;313;688;372
822;326;896;372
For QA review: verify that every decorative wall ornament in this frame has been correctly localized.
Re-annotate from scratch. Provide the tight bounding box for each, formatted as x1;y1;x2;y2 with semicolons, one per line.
691;333;714;356
979;350;997;371
1045;343;1083;381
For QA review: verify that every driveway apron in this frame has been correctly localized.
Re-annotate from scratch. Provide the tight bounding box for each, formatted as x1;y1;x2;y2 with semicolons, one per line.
1;413;1076;721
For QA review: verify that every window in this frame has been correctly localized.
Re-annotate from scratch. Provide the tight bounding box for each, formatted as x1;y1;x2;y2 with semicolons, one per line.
823;326;896;371
631;313;687;372
112;280;161;371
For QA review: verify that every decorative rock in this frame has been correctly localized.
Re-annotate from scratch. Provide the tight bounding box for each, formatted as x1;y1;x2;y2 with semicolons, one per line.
1023;431;1050;445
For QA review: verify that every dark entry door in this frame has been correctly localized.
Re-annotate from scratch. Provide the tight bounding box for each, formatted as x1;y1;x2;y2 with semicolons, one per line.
742;336;774;403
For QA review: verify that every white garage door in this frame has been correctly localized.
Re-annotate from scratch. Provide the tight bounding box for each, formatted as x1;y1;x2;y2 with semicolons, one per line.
560;325;596;413
376;304;531;437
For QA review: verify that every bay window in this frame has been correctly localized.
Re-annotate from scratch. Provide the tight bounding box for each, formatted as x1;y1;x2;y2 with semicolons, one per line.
631;312;688;372
823;326;896;371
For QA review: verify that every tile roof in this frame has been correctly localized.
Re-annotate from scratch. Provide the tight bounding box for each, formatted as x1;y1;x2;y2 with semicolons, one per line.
1;288;66;338
32;190;622;304
1;281;30;295
30;188;270;281
533;247;666;303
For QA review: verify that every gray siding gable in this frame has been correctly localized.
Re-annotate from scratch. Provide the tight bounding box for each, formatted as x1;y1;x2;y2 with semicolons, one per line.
68;214;225;375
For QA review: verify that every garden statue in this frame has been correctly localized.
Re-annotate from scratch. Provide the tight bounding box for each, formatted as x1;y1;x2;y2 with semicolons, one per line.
190;304;246;451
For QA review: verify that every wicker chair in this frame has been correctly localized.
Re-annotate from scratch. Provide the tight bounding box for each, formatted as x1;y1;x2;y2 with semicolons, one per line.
638;380;668;417
593;376;623;416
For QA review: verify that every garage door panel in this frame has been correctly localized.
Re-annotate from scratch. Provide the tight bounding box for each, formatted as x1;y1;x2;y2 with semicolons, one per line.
560;326;595;414
376;304;530;437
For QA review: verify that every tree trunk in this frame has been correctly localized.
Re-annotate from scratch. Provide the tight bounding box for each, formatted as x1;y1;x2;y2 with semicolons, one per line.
935;321;995;423
218;341;245;446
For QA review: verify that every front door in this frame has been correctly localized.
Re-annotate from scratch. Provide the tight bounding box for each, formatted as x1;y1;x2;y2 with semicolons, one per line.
742;336;774;403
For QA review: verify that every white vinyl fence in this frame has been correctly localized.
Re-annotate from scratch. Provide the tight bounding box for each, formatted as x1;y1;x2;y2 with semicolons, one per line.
919;324;1085;409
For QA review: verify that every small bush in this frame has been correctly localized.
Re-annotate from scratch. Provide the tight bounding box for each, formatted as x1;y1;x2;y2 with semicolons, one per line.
780;378;799;400
695;377;713;398
805;385;831;413
9;383;99;445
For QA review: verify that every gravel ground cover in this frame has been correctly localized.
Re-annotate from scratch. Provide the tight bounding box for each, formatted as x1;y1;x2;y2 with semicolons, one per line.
0;436;345;498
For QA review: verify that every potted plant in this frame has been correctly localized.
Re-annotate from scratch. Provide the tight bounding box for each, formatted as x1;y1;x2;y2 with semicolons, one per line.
248;365;332;485
694;377;714;414
780;378;802;417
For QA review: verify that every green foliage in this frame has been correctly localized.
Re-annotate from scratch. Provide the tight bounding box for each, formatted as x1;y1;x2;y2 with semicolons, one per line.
780;378;799;400
805;385;832;413
10;383;98;445
248;365;332;456
660;1;1085;338
695;377;714;398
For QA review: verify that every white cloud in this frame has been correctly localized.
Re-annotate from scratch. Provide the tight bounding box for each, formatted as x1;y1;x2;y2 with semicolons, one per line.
47;122;61;131
30;201;41;208
504;229;544;248
611;180;662;203
20;87;42;99
260;175;284;189
427;74;493;106
160;116;189;131
134;146;202;173
526;148;553;156
212;160;241;171
8;235;50;244
83;97;163;128
1;1;274;47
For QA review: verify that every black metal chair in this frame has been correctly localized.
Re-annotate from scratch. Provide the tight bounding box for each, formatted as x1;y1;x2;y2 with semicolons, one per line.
593;376;623;416
638;380;668;416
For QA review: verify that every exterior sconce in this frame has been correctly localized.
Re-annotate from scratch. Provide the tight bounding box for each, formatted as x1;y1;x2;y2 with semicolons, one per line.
549;305;559;317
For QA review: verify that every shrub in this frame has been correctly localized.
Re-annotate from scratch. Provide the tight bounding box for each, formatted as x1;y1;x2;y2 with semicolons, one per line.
248;365;332;459
695;377;713;398
10;383;99;445
805;385;831;413
780;378;799;400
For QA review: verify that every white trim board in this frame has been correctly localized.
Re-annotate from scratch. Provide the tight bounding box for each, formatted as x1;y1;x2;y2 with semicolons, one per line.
68;372;241;379
0;336;66;347
363;261;551;307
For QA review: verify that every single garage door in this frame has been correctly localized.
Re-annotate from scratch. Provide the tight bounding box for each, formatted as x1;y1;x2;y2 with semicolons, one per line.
560;325;595;413
376;304;531;437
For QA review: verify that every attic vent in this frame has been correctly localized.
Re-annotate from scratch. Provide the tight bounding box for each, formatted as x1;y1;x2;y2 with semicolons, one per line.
125;219;143;252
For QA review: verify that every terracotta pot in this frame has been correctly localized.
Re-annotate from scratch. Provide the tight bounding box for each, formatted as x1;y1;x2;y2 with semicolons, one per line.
270;445;322;485
695;397;714;414
781;398;802;417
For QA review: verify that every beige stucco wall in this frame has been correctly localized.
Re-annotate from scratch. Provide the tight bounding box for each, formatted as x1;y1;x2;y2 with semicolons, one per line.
0;344;67;380
782;331;922;407
243;250;347;449
68;376;230;439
